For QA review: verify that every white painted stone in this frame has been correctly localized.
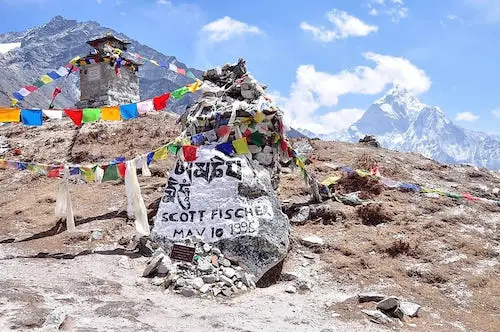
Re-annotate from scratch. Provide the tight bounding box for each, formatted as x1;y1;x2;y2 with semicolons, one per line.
301;235;325;247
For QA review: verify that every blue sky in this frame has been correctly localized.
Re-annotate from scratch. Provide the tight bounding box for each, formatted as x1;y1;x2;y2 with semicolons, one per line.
0;0;499;134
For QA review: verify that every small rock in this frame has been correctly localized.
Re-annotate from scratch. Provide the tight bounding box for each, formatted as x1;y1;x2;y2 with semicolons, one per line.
164;274;176;288
285;285;297;294
174;278;186;289
157;257;174;275
236;281;243;288
181;287;196;297
199;284;211;294
197;258;214;273
220;275;234;287
280;272;299;281
151;277;165;286
240;284;248;292
212;287;222;296
203;243;212;253
138;236;157;256
361;309;393;324
400;301;421;317
358;293;386;303
241;273;254;287
301;235;325;247
42;309;66;330
297;280;313;292
291;206;310;224
211;247;221;256
223;267;236;278
211;255;219;267
303;252;316;259
221;258;231;267
202;274;218;284
118;256;131;269
142;254;164;277
191;277;204;290
222;287;233;297
377;297;399;311
90;229;103;241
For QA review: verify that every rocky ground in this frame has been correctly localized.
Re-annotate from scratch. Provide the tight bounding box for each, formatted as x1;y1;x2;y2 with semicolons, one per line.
0;112;499;331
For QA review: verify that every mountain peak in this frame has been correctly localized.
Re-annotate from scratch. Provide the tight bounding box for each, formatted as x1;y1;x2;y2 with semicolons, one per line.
375;84;424;113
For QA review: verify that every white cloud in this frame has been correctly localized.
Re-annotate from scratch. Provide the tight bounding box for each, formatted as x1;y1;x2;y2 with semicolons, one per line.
301;9;378;42
455;112;479;121
276;52;431;134
465;0;500;22
491;109;500;117
366;0;408;22
200;16;263;43
156;0;171;4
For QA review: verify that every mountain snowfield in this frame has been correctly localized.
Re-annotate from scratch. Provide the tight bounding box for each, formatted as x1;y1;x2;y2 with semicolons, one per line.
298;86;500;170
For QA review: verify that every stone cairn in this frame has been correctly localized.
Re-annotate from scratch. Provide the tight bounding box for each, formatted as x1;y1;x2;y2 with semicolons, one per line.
359;135;380;148
146;58;303;297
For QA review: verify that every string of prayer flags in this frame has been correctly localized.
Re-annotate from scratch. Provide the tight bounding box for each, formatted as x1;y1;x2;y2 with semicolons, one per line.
183;145;198;162
21;109;43;126
232;137;249;155
82;108;102;123
101;106;121;121
0;108;21;122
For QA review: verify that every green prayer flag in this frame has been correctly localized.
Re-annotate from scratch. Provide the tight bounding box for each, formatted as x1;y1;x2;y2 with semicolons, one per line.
33;79;45;88
102;164;119;181
82;108;101;123
167;144;180;155
171;86;189;100
249;131;265;147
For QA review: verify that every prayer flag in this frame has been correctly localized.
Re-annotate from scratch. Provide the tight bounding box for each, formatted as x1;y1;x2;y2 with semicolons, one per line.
82;108;101;123
167;144;179;155
102;164;119;181
168;63;177;72
254;111;264;123
187;71;196;80
191;133;204;145
19;88;30;97
232;137;249;155
153;146;168;160
216;142;234;156
296;157;305;169
69;56;81;65
177;67;186;75
216;125;231;138
322;176;341;187
69;167;80;175
187;80;201;93
171;86;189;100
40;75;54;84
13;92;24;101
119;103;138;120
64;109;83;126
42;109;63;119
150;60;159;66
0;108;21;122
249;131;264;147
153;93;170;111
33;79;44;88
47;71;61;80
137;100;154;115
280;139;288;152
56;66;70;77
21;109;43;126
24;85;38;92
117;163;126;179
205;129;217;142
147;151;154;165
80;167;95;182
48;166;63;178
183;145;198;162
101;106;121;121
52;87;62;99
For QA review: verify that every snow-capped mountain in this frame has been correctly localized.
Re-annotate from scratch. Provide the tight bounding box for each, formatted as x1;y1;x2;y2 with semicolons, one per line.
299;86;500;170
0;16;202;113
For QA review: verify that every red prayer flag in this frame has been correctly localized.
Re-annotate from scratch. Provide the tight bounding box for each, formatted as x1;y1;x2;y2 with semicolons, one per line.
243;128;252;137
215;125;231;138
24;85;38;92
183;145;198;162
287;147;294;158
48;166;62;178
281;139;288;152
462;193;479;201
64;109;83;126
52;87;62;98
117;163;126;179
177;67;186;75
153;93;171;111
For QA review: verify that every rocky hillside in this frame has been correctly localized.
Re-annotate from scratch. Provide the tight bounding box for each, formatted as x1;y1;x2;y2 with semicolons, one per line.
0;16;202;113
0;109;498;331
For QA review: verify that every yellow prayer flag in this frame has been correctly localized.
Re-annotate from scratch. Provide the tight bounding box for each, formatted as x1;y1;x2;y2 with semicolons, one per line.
11;98;19;107
69;56;81;65
101;106;121;121
254;111;264;123
40;75;53;84
153;146;168;161
232;137;249;155
355;169;370;177
296;158;305;169
150;60;159;66
322;176;341;187
80;167;95;182
187;80;201;93
0;108;21;122
0;159;6;169
103;57;110;62
273;133;281;144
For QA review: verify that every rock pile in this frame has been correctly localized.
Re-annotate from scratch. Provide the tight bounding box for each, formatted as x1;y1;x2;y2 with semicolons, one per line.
143;240;257;298
359;135;380;148
358;293;421;325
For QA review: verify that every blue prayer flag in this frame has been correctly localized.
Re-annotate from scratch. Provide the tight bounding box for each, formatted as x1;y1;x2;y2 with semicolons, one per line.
13;92;24;101
119;103;138;120
216;142;235;156
147;151;154;165
47;71;61;80
21;109;43;126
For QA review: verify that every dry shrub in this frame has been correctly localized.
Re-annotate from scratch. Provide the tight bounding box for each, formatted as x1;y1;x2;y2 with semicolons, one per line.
356;153;379;171
382;238;421;258
357;203;393;225
406;266;450;284
336;173;384;198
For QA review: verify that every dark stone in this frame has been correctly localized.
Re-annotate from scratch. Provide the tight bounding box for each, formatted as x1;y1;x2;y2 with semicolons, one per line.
256;259;284;288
